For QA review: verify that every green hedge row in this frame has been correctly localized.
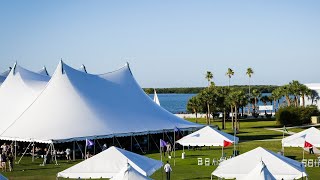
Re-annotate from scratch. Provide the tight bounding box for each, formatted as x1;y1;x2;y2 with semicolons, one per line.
275;105;320;126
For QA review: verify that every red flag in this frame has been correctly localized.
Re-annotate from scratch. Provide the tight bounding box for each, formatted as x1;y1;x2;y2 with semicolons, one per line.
223;140;233;147
304;141;313;148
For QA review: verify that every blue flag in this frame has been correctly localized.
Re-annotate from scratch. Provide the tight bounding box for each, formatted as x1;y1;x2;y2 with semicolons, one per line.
86;139;94;147
160;139;167;148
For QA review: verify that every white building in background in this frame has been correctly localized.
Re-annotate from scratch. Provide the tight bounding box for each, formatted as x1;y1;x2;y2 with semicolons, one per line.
302;83;320;109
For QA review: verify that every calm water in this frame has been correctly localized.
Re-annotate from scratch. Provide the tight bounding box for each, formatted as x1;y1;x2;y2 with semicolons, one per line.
149;93;286;114
149;94;196;113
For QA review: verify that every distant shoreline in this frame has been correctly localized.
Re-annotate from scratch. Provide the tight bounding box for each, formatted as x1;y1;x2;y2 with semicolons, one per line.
143;85;278;94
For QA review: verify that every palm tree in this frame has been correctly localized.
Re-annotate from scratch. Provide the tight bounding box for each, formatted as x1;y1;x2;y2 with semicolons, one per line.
187;96;201;123
289;80;301;107
205;71;213;87
227;89;245;131
251;89;261;115
281;85;292;106
226;68;234;87
299;84;311;107
310;90;320;105
246;68;254;114
271;87;283;111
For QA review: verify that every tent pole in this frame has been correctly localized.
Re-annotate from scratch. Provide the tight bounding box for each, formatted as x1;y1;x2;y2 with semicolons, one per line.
73;141;75;161
174;129;176;166
113;135;115;146
14;140;17;161
165;131;173;145
17;141;32;164
32;141;35;162
131;135;133;151
147;133;150;152
133;136;145;154
303;148;304;160
150;134;160;151
95;139;103;151
93;139;96;155
51;143;58;165
115;136;123;149
75;141;84;159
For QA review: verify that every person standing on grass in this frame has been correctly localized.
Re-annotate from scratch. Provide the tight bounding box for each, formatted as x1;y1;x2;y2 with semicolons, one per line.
164;161;172;180
8;152;13;172
1;152;7;172
65;147;71;161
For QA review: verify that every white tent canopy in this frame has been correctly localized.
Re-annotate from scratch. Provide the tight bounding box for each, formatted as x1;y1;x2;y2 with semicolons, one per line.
57;146;162;179
110;164;152;180
176;126;239;147
282;127;320;147
212;147;307;180
237;161;276;180
0;61;201;143
0;63;50;135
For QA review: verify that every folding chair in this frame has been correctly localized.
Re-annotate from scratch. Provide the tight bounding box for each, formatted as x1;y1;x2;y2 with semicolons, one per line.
212;158;218;166
307;159;314;167
205;158;210;166
197;158;203;165
301;159;307;167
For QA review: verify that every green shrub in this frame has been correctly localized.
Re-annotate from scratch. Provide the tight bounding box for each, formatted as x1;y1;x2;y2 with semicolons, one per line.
275;105;320;126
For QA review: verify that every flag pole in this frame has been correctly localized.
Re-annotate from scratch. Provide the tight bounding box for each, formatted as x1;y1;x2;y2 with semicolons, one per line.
174;129;176;166
233;127;236;156
160;140;162;162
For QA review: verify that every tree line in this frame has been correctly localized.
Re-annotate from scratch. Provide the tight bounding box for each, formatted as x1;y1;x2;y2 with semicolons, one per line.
186;68;320;131
143;85;277;94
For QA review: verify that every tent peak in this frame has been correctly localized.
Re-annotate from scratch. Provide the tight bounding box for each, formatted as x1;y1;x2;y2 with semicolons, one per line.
80;64;87;73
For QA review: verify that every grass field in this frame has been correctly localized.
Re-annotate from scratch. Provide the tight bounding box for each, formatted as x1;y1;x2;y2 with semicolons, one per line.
1;118;320;179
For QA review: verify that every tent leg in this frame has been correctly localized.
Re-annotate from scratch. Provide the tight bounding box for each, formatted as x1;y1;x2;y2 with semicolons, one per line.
32;141;35;162
17;141;32;164
303;148;304;160
165;131;173;145
133;136;145;154
51;143;59;165
131;135;133;151
147;133;150;152
14;140;17;161
73;141;75;161
115;136;123;149
93;139;96;155
150;134;160;151
75;141;84;159
95;139;103;151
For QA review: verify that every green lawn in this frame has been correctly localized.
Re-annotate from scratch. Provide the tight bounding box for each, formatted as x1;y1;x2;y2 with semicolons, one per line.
2;118;320;179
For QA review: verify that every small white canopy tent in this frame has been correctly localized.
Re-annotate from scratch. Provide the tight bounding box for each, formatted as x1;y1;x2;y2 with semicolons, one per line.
237;161;276;180
57;146;162;179
212;147;307;180
176;126;239;147
282;127;320;147
176;126;238;158
110;164;152;180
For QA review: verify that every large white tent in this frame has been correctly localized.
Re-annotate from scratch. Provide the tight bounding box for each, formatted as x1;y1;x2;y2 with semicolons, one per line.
57;146;162;179
176;126;239;147
110;164;152;180
282;127;320;147
0;61;201;143
0;63;50;135
212;147;307;180
237;161;276;180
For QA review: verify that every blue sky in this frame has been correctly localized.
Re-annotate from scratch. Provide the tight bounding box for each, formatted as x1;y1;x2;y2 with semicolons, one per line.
1;1;319;87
